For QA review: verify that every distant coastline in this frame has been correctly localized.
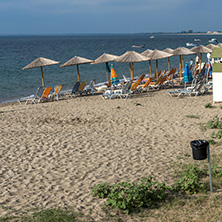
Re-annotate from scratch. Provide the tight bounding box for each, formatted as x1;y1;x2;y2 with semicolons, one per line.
0;31;222;37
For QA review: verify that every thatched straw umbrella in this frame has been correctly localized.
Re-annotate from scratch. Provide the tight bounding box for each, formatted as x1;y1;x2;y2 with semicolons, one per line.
172;47;195;78
114;51;148;80
206;44;219;50
141;49;154;77
22;57;60;88
60;56;93;82
163;48;174;72
191;46;212;73
91;53;119;82
146;50;173;79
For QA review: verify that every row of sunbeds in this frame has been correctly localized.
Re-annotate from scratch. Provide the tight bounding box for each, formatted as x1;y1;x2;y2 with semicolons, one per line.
101;68;178;100
18;79;96;105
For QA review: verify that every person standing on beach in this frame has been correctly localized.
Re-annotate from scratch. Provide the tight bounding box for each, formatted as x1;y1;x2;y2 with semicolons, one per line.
189;59;193;70
195;55;199;65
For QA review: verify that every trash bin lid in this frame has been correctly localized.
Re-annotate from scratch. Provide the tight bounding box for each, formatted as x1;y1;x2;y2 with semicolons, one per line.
190;140;209;150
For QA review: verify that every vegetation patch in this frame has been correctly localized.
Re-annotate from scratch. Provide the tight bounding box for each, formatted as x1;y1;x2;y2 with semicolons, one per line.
185;115;200;119
205;102;214;108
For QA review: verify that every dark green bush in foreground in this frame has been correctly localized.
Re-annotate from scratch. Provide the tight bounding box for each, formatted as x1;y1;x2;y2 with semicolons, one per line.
92;176;169;214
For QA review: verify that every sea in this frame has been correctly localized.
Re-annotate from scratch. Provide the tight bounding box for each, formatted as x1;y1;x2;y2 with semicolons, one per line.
0;34;221;104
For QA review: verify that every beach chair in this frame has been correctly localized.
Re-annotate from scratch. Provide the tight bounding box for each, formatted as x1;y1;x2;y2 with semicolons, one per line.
101;80;133;100
69;82;80;97
130;74;145;92
24;87;51;104
112;80;133;99
82;79;96;95
51;85;63;101
138;77;152;92
101;89;113;100
167;80;205;97
77;81;86;95
36;87;52;103
18;86;44;105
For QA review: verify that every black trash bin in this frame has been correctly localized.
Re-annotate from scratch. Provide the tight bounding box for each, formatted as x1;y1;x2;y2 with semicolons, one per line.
190;140;209;160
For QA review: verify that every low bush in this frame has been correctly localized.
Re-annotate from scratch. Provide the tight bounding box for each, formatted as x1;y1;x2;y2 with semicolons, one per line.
173;164;207;194
92;176;169;214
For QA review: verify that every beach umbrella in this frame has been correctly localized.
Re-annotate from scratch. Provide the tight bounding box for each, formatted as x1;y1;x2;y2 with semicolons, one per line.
206;44;219;50
191;46;212;73
141;49;154;77
115;51;148;80
163;48;174;72
91;53;119;82
172;47;195;78
60;56;93;82
183;62;193;88
22;57;60;88
146;49;173;79
110;64;120;85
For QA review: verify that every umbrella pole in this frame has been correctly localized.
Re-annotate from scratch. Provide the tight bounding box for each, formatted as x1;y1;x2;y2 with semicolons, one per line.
76;64;80;82
179;56;182;79
168;57;170;72
182;55;185;72
199;53;202;74
156;60;158;80
106;69;109;82
149;60;152;78
129;62;134;80
40;66;45;88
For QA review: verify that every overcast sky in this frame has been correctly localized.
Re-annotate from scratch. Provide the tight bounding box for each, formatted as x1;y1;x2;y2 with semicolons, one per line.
0;0;221;35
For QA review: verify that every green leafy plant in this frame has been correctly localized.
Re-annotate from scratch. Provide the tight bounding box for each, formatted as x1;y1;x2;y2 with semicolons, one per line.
184;153;190;157
208;139;216;145
207;116;222;129
92;176;169;214
177;156;182;159
173;164;207;194
92;182;111;198
219;105;222;109
210;165;222;178
205;103;213;108
216;130;222;139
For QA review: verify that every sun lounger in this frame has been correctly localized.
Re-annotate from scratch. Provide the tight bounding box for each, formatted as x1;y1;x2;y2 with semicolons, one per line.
69;82;80;97
36;87;52;103
167;80;206;97
51;85;64;101
77;81;86;95
130;74;145;92
18;86;44;105
101;80;133;100
137;77;152;92
82;79;96;95
113;80;133;99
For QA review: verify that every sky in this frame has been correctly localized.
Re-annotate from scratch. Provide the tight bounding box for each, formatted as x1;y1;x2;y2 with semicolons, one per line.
0;0;222;35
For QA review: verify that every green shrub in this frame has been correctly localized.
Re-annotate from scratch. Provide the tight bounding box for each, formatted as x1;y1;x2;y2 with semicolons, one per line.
207;116;222;129
173;164;207;194
205;103;213;108
92;176;169;214
216;130;222;139
208;139;216;145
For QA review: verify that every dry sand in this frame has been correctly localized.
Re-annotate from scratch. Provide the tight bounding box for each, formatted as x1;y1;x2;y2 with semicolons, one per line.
0;89;221;221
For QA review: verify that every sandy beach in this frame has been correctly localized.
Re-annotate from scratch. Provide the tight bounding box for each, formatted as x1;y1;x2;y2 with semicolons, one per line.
0;89;221;221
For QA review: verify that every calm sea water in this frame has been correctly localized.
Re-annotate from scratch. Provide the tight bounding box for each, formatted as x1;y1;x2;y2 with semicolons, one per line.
0;34;221;103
